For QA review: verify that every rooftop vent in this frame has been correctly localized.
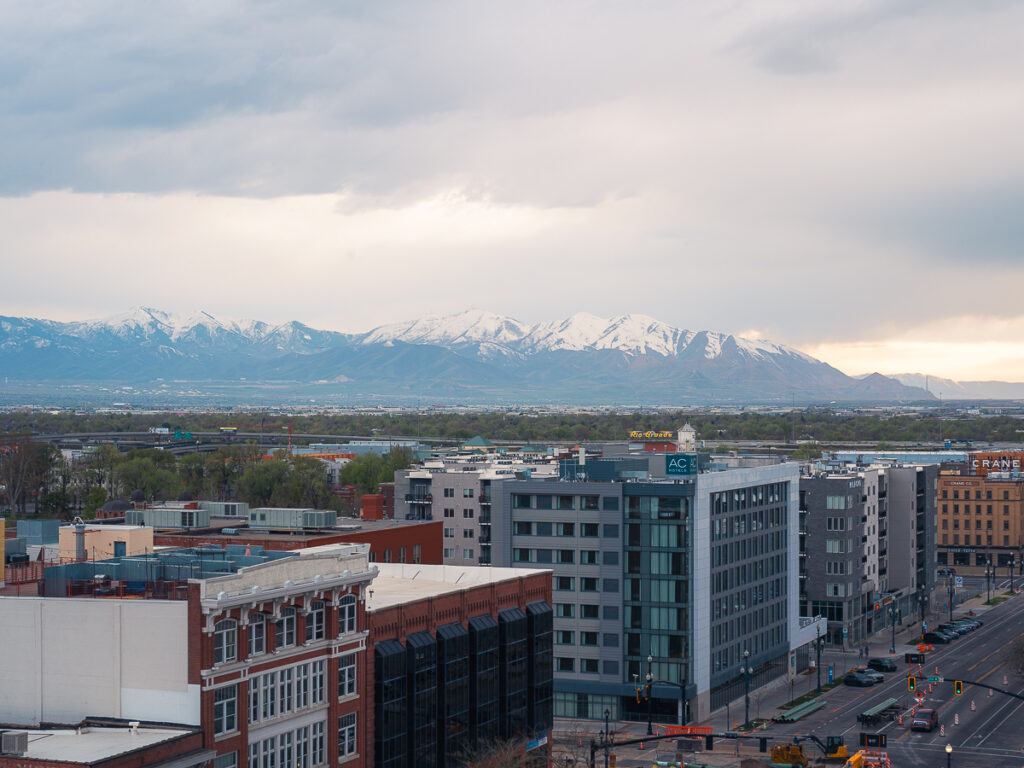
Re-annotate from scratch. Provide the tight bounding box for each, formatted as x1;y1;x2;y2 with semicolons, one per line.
1;731;28;757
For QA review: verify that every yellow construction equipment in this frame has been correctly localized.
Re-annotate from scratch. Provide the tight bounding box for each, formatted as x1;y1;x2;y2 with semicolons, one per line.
771;735;850;766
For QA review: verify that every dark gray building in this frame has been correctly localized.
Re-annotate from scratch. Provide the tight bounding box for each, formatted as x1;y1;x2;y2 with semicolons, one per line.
800;463;938;649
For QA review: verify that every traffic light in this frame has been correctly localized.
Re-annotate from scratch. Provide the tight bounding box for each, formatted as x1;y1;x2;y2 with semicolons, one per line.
954;680;963;695
908;675;916;692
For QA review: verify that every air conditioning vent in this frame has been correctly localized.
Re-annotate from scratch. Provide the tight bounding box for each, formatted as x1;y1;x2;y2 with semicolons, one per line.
1;731;28;756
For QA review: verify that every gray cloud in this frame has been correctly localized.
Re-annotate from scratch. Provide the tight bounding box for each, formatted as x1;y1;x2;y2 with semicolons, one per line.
3;0;1024;356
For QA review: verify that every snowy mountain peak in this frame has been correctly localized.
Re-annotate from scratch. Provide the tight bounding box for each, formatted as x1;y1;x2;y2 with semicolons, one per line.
359;310;808;360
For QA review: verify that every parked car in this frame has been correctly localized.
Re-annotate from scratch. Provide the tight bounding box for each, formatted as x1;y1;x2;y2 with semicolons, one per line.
854;666;886;683
868;657;898;673
911;708;939;732
937;624;965;637
844;671;876;687
923;631;953;644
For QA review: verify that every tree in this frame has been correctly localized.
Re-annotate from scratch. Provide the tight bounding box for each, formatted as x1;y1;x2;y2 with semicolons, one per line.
83;486;108;518
115;456;181;501
237;458;291;507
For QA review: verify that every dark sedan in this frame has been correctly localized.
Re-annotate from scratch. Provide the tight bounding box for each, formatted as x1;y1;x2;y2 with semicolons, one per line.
844;671;876;687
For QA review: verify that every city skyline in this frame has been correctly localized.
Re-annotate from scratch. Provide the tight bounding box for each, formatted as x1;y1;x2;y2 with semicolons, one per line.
2;2;1024;381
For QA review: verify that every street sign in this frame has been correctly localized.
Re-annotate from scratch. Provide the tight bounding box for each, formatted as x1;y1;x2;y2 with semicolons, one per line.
955;576;964;588
828;666;834;684
174;430;182;439
923;621;928;631
927;676;942;683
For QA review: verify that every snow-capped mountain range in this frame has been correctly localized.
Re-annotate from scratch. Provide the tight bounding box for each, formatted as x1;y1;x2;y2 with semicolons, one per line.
360;309;815;361
0;307;932;403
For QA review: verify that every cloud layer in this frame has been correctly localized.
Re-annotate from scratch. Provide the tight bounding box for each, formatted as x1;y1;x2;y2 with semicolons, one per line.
3;1;1024;378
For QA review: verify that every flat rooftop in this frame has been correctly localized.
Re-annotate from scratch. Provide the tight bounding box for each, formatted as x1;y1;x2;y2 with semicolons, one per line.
365;563;551;611
11;725;205;764
156;518;437;542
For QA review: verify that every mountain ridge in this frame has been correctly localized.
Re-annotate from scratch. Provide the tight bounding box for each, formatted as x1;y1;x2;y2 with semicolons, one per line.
0;307;933;404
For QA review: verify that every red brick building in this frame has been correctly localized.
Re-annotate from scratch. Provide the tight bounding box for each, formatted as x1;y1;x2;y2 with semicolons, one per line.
152;519;443;565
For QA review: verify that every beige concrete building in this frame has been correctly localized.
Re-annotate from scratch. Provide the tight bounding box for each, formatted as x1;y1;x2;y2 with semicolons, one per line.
58;523;154;561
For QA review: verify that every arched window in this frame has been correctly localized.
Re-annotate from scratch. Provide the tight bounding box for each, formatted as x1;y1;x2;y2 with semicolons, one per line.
306;600;325;642
249;613;266;656
276;607;296;648
213;618;237;665
338;595;357;635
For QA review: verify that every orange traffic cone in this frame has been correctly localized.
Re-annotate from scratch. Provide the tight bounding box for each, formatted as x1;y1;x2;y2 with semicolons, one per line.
971;700;976;711
955;713;959;725
898;714;903;725
940;725;945;736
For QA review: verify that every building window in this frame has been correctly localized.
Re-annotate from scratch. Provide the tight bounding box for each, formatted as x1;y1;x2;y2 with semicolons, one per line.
581;577;599;592
463;509;474;518
305;601;325;642
556;657;575;672
556;630;575;645
556;603;575;618
581;659;599;674
214;685;237;735
581;632;598;646
444;488;454;497
339;595;357;635
444;508;455;518
311;721;325;765
463;529;474;538
338;713;357;757
444;547;455;558
581;604;599;619
214;619;237;665
249;613;266;656
555;576;575;591
463;548;474;559
556;522;575;536
602;524;619;538
444;528;455;538
413;544;421;563
339;653;357;697
213;753;237;768
276;608;296;648
558;549;575;564
581;523;599;537
463;488;475;498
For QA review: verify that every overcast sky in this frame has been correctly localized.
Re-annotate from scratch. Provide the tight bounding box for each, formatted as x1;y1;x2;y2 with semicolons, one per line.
2;1;1023;381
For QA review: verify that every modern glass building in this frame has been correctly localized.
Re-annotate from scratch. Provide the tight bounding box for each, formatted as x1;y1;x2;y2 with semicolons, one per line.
490;460;800;723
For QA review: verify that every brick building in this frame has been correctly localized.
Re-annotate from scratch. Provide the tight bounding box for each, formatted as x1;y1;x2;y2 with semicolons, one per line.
0;542;552;768
152;519;443;565
365;564;553;768
938;459;1024;571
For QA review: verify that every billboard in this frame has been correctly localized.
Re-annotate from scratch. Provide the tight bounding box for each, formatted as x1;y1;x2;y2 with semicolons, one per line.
969;452;1024;477
666;454;697;476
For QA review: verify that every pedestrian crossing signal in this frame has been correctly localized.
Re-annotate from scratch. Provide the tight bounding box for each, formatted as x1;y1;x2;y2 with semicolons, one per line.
954;680;963;695
908;676;916;692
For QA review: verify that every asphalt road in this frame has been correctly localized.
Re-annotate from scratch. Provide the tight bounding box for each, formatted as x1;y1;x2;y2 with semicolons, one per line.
771;595;1024;767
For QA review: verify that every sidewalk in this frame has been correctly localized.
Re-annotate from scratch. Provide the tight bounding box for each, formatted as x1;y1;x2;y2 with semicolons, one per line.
697;589;1017;731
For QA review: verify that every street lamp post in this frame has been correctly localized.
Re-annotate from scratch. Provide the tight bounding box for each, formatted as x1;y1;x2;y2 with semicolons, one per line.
947;576;955;623
986;564;993;604
945;743;952;768
816;627;823;693
743;649;751;730
646;655;654;736
602;709;611;768
889;606;897;654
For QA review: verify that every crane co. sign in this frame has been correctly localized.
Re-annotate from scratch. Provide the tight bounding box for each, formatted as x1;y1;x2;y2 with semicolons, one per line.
969;451;1024;476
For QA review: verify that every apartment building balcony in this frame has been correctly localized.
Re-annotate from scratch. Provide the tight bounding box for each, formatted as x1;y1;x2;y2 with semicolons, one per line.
405;493;433;503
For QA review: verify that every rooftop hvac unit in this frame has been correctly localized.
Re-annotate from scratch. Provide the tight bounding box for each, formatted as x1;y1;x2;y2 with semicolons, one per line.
1;731;28;756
